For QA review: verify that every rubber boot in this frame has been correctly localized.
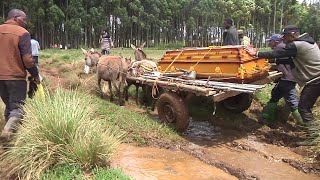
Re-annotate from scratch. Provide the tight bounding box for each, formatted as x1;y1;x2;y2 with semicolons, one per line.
0;116;20;141
291;109;304;125
262;102;277;122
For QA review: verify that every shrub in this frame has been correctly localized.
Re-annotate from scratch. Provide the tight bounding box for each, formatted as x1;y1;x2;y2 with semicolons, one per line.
41;165;130;180
0;88;123;179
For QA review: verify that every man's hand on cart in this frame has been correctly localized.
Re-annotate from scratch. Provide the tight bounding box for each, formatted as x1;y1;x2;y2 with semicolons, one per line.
245;46;258;56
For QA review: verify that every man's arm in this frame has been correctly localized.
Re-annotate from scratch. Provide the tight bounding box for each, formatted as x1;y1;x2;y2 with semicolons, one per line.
37;41;40;50
19;33;39;78
257;43;298;59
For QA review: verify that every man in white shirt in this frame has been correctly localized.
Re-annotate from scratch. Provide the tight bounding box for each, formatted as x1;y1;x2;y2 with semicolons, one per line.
30;35;40;67
28;35;42;98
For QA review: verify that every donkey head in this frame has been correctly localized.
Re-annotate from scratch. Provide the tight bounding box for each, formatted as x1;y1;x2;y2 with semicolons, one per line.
131;42;146;61
81;48;101;67
119;54;132;71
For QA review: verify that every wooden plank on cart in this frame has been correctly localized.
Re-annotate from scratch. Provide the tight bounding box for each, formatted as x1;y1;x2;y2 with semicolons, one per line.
212;71;282;102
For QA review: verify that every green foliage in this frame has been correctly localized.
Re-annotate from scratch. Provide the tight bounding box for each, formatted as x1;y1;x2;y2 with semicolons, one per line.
3;0;319;49
95;97;180;145
307;104;320;154
0;88;123;179
41;165;130;180
41;165;83;180
93;168;131;180
255;84;273;105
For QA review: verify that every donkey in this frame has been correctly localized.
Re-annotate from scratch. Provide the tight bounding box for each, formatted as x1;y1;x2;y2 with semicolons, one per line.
131;42;146;61
81;48;101;74
125;43;159;107
97;55;131;105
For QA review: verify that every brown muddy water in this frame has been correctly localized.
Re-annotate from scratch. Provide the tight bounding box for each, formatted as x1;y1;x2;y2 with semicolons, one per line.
112;144;237;180
112;119;320;179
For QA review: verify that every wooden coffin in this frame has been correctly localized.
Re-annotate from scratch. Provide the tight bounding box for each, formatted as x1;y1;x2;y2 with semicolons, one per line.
158;46;270;83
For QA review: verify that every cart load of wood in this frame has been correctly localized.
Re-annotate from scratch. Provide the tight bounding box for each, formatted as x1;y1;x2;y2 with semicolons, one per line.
158;45;270;83
133;73;265;95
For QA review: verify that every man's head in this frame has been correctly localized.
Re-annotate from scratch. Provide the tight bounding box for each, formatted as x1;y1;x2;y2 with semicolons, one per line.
7;9;27;27
224;18;234;29
266;34;283;49
282;25;300;44
238;29;244;38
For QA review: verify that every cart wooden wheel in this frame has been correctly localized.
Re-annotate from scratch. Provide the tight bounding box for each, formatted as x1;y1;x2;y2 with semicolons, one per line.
157;92;189;132
222;93;252;113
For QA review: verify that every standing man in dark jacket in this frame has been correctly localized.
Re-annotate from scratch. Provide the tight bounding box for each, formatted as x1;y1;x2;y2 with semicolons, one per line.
247;25;320;125
222;18;239;45
261;34;302;124
0;9;40;139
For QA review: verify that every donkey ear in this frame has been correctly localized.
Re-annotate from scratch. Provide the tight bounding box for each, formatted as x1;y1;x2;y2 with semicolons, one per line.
125;57;132;64
81;48;87;54
90;48;95;53
140;42;146;49
131;44;136;49
119;53;123;58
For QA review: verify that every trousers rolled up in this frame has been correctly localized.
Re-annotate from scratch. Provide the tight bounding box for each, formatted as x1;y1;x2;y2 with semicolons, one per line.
269;80;299;111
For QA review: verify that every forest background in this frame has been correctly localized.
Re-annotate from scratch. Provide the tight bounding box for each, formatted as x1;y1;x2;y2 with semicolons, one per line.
1;0;319;49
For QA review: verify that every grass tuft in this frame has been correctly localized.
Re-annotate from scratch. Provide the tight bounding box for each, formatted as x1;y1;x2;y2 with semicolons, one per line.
0;87;123;179
41;164;130;180
308;107;320;155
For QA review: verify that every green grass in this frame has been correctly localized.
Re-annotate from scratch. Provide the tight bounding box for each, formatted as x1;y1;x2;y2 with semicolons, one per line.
0;88;123;179
41;165;130;180
308;100;320;153
40;48;167;65
94;96;180;145
254;84;273;105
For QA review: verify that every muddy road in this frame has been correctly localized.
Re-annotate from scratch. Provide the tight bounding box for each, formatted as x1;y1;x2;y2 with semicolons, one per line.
111;117;320;180
39;64;320;179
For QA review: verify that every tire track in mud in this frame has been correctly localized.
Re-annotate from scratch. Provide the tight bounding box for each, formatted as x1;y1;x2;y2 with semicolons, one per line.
229;141;320;175
179;143;259;180
147;139;259;180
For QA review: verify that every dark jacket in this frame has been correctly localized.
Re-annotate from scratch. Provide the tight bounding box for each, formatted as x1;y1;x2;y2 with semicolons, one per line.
0;20;38;80
257;33;320;86
223;26;239;45
273;42;295;82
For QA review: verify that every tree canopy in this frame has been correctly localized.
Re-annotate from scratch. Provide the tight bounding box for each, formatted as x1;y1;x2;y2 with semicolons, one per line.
1;0;319;48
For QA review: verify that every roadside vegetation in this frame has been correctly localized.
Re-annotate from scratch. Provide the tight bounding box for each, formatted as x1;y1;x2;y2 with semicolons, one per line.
0;88;126;179
0;48;320;178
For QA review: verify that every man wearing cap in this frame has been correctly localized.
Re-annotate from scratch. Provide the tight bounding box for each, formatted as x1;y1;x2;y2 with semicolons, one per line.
261;34;302;124
238;29;251;46
247;25;320;125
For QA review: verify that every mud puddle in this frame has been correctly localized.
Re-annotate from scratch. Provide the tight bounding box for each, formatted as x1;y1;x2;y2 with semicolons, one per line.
111;144;237;180
182;119;319;179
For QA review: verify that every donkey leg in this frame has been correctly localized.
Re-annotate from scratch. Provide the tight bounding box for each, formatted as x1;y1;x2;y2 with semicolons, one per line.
108;80;113;102
124;82;130;101
142;85;149;107
135;85;139;105
118;82;123;106
98;76;103;98
112;81;121;105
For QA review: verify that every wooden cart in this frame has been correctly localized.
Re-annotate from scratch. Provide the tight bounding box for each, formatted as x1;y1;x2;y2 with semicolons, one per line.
127;71;282;132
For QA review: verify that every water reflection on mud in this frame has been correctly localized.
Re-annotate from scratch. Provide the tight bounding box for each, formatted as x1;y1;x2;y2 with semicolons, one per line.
183;118;221;141
112;144;237;180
